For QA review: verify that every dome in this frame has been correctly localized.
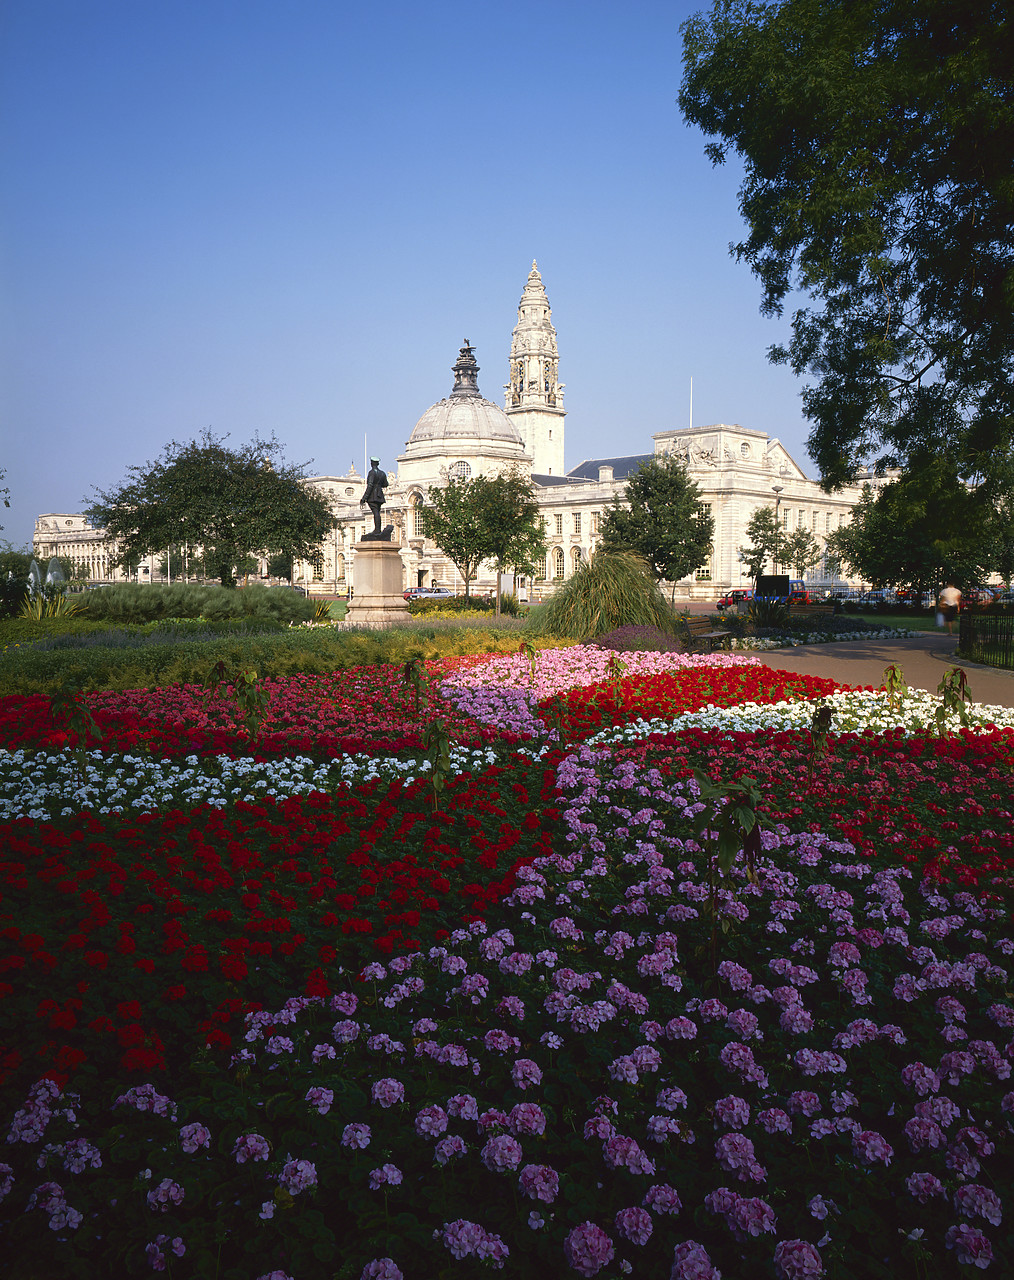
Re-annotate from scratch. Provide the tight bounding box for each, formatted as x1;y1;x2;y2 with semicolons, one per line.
405;342;524;450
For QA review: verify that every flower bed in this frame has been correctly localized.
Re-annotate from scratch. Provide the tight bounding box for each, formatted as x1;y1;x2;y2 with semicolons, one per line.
1;647;1012;1278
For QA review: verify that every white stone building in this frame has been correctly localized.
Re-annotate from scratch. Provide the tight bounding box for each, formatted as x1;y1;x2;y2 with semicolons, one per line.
299;262;872;599
37;261;875;598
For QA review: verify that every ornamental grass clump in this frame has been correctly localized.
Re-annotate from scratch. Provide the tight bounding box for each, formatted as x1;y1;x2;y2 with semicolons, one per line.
533;551;677;641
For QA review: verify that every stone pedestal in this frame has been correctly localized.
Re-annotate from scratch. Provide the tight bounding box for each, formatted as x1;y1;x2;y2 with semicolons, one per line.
348;541;411;627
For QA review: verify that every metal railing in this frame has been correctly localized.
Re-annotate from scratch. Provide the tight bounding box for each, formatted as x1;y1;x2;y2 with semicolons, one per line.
959;609;1014;670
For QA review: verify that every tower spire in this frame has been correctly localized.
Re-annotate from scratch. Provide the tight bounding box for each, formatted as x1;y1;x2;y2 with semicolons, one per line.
506;262;566;474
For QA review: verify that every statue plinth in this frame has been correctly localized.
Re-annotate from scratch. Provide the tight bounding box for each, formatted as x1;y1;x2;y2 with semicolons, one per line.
348;541;411;627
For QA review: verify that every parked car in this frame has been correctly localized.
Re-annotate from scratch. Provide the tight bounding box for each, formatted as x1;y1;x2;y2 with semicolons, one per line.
716;589;752;611
406;586;454;600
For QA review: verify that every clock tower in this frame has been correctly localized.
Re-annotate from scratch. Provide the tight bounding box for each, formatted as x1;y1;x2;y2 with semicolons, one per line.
505;261;566;476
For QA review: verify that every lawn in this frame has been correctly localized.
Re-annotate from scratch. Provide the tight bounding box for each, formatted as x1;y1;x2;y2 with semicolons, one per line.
1;644;1013;1280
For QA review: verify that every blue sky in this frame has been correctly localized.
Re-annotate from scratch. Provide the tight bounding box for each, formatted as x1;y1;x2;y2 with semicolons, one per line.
1;0;815;549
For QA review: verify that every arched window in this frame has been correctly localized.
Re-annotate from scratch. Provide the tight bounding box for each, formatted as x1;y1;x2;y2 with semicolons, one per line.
336;554;346;581
450;461;472;481
553;547;565;579
571;547;582;571
410;494;425;537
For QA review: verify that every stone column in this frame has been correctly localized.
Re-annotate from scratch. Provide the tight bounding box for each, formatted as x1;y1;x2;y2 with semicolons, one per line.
347;541;411;627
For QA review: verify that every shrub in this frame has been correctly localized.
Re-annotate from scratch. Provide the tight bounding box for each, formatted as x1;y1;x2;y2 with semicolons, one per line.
593;625;687;654
533;552;677;641
409;594;495;616
76;583;315;625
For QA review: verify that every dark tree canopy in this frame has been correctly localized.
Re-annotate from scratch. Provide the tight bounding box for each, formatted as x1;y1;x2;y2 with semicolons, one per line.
599;454;714;591
86;433;336;587
680;0;1014;488
826;460;993;593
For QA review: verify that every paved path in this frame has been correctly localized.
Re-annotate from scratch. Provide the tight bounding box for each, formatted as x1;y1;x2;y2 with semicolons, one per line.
754;632;1014;709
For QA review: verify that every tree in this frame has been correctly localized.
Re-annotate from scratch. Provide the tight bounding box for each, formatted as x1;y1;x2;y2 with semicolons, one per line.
85;433;336;588
471;469;547;615
267;551;294;581
784;527;823;579
680;1;1014;488
0;468;9;530
599;454;714;598
739;506;782;580
419;476;490;598
826;460;991;594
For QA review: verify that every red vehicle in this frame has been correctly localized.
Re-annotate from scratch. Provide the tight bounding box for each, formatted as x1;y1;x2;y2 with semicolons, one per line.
716;589;753;611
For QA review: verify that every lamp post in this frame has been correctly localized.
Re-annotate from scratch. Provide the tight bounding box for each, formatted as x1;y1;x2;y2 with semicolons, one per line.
772;485;784;573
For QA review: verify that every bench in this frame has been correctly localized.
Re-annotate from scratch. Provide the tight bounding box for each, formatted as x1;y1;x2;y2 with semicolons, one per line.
684;615;732;652
788;603;836;621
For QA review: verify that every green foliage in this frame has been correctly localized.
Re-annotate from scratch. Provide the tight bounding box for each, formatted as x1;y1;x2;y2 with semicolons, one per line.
418;478;488;598
534;550;678;641
20;589;81;620
827;463;992;594
0;619;564;697
85;431;336;587
784;527;823;578
75;582;316;625
882;663;907;713
680;0;1014;486
747;597;789;628
739;506;781;579
935;667;971;735
599;454;714;590
420;470;547;602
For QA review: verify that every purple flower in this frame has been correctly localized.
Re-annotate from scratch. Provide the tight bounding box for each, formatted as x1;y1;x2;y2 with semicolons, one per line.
370;1078;405;1108
414;1106;448;1138
481;1134;523;1173
665;1017;698;1040
757;1108;792;1134
446;1094;478;1120
851;1129;893;1166
511;1058;543;1090
146;1178;185;1212
341;1123;371;1149
433;1134;467;1166
332;1020;360;1043
670;1240;720;1279
773;1239;824;1278
615;1206;653;1245
232;1133;270;1163
304;1087;333;1116
518;1163;560;1203
563;1221;614;1277
508;1103;547;1136
643;1183;682;1214
278;1158;317;1195
955;1184;1003;1226
359;1260;403;1280
945;1223;994;1269
714;1095;750;1129
905;1171;945;1202
602;1134;655;1175
715;1133;765;1182
656;1087;688;1112
368;1163;403;1190
179;1123;211;1153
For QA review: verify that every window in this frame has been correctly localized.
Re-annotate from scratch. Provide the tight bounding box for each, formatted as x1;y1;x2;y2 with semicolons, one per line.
553;547;565;578
554;513;563;536
450;461;472;481
592;511;601;534
825;512;832;534
336;554;346;581
782;509;791;528
695;565;712;581
740;442;750;457
798;510;806;530
573;512;582;535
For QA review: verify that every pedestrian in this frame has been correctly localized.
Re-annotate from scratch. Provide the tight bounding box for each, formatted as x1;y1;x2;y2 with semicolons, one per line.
938;581;961;635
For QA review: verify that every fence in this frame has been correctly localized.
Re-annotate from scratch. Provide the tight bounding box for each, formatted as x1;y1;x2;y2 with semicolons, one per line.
959;610;1014;670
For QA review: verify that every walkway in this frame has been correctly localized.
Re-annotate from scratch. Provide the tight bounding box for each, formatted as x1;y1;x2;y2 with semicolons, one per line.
755;632;1014;709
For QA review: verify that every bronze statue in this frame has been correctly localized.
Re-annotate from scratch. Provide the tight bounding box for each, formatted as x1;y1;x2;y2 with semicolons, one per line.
360;457;393;541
